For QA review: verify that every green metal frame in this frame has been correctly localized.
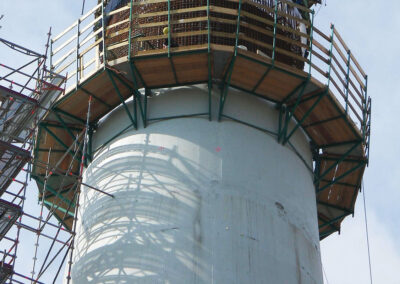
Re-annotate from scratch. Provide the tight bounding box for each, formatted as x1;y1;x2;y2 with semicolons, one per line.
106;69;137;129
40;125;82;163
218;0;242;121
41;1;371;242
207;0;212;121
32;175;75;209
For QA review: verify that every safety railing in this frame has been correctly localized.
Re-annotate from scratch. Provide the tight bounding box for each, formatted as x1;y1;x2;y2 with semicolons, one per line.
50;0;370;148
311;24;368;132
50;2;104;88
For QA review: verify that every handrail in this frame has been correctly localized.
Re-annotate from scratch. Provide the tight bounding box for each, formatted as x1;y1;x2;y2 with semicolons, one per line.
50;0;369;146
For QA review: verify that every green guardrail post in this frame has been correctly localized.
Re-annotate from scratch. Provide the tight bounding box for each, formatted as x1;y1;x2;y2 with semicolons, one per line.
128;0;134;60
327;24;335;88
308;10;315;75
363;75;368;141
207;0;212;121
168;0;171;57
234;0;242;56
218;0;242;121
50;40;53;72
76;19;81;89
101;0;107;67
344;50;351;114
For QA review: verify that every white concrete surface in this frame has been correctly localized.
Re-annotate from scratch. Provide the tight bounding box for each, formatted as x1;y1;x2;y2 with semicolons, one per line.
70;85;323;283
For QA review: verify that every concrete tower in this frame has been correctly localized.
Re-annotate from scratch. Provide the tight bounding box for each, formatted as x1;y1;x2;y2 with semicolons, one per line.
32;0;370;283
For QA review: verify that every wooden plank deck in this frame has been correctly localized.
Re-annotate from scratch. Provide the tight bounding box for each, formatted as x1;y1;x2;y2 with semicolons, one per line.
34;45;367;237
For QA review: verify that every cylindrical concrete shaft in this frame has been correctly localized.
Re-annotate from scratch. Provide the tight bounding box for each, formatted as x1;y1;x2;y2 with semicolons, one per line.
70;85;323;283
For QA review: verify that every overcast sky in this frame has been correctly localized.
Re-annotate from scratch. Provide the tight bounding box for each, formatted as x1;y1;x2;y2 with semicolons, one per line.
0;0;399;283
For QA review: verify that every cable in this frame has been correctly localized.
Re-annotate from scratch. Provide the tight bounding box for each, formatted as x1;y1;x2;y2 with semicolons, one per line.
81;0;86;15
362;181;373;284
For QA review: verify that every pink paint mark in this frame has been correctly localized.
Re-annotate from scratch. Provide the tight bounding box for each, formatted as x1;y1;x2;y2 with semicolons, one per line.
159;146;165;151
215;146;221;152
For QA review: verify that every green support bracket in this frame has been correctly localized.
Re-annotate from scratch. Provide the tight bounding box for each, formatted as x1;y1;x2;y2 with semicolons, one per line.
252;65;273;93
317;139;363;149
106;69;137;129
135;90;147;128
320;229;338;239
41;125;82;163
53;111;80;142
218;0;242;121
39;122;83;132
53;108;86;125
318;214;340;232
282;87;327;145
32;175;75;209
302;114;344;129
317;200;352;214
169;56;179;85
281;79;310;106
317;161;366;193
320;179;357;188
318;212;348;230
280;79;311;144
43;200;75;218
127;58;147;128
314;141;361;184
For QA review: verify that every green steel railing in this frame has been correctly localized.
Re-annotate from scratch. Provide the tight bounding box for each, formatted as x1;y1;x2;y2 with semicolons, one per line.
49;0;370;154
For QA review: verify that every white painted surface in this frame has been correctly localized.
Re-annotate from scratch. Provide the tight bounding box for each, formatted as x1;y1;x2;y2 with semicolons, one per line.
70;85;323;283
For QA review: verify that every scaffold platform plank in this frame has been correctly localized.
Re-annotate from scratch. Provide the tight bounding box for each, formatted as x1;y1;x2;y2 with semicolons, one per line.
0;199;22;241
0;86;38;144
0;141;30;197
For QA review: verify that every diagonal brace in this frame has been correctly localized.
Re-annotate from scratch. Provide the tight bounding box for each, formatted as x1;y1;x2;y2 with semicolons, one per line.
106;69;137;129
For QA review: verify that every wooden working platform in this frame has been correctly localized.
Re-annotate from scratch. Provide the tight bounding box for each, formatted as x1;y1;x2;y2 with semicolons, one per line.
33;45;368;237
32;0;370;238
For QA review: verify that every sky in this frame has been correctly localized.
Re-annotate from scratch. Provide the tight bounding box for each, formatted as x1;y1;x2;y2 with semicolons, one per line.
0;0;399;283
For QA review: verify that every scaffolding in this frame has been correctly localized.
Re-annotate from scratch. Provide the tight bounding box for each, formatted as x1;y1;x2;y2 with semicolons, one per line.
0;35;71;283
